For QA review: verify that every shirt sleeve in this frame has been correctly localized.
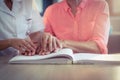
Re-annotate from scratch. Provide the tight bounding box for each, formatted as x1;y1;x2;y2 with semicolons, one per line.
91;1;110;54
29;10;44;33
43;7;54;35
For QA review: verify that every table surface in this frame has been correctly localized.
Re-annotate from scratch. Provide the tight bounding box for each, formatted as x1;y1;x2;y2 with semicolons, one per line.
0;55;120;80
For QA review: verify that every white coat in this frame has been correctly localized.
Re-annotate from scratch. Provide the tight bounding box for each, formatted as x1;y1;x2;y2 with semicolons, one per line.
0;0;44;55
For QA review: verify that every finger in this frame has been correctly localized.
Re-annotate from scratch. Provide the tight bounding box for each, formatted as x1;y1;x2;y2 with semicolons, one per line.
39;49;44;55
42;35;49;51
41;51;45;55
16;45;25;54
21;51;27;55
36;47;40;54
18;44;33;55
23;41;35;53
37;47;44;55
39;49;49;55
56;39;62;49
48;35;52;52
22;43;32;52
54;48;60;53
25;36;36;48
36;46;41;54
31;49;36;56
39;34;43;48
52;37;57;50
24;50;32;56
41;51;49;55
26;40;36;49
24;51;30;56
46;51;50;55
21;52;25;55
24;52;28;56
25;50;35;56
28;52;32;56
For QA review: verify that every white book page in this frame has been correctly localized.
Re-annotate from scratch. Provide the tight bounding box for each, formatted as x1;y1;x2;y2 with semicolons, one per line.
73;53;120;64
91;54;120;61
9;48;74;63
73;53;102;61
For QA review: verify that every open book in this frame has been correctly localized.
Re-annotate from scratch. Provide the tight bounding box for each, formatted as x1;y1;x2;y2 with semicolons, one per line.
9;48;120;65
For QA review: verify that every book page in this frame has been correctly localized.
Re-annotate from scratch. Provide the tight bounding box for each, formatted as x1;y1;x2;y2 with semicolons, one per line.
91;54;120;61
73;53;102;61
73;53;120;65
9;48;74;63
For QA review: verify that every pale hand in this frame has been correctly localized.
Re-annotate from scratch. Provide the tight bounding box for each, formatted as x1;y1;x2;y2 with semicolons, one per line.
36;32;62;55
9;37;36;56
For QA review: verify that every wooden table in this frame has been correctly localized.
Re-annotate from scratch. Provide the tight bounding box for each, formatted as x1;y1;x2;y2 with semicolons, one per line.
0;55;120;80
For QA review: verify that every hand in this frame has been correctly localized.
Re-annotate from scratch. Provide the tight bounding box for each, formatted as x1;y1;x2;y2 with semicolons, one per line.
36;32;62;55
9;37;36;56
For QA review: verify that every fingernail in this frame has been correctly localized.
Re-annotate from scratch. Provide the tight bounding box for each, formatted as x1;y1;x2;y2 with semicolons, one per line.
46;52;50;55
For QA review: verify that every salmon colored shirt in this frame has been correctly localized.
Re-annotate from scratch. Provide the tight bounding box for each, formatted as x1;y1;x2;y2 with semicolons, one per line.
44;0;110;54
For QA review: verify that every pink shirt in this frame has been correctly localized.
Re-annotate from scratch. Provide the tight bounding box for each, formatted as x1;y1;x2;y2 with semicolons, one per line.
44;0;110;54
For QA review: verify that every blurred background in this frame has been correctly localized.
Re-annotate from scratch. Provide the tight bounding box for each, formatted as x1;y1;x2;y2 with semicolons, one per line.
33;0;120;53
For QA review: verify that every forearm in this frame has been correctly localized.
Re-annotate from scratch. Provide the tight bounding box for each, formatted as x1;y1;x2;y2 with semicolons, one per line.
62;40;100;53
0;39;10;50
